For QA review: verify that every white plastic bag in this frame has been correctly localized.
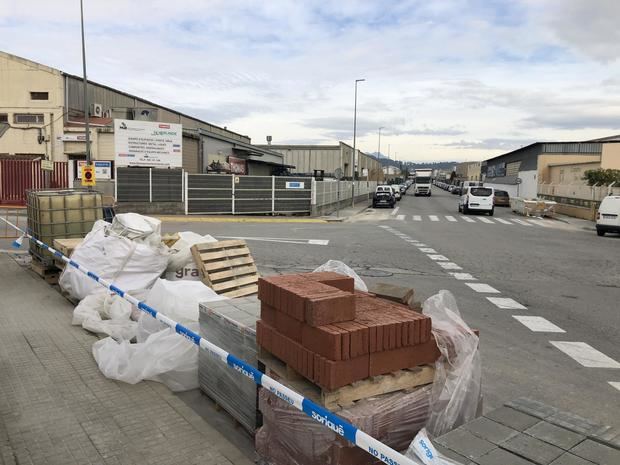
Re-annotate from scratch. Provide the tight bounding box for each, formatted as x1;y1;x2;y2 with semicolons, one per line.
165;231;217;281
313;260;368;292
92;325;199;392
59;220;169;300
422;290;482;437
108;213;162;247
405;428;462;465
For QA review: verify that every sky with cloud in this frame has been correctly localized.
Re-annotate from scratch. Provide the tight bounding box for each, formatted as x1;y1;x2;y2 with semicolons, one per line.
2;0;620;161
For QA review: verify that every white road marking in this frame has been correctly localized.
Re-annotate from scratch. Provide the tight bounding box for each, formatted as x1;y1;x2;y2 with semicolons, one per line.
428;254;449;261
396;214;405;221
550;341;620;369
527;219;550;227
429;215;440;221
445;216;457;222
609;382;620;392
512;316;565;333
438;262;463;270
419;248;437;253
379;225;390;229
219;236;329;246
413;215;422;221
494;218;512;224
460;216;476;223
510;218;532;226
391;206;400;215
477;217;494;224
487;297;527;310
416;243;428;247
465;283;500;293
450;272;477;281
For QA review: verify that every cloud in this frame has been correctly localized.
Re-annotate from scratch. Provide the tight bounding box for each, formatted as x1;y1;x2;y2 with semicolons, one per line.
520;113;620;130
441;138;534;151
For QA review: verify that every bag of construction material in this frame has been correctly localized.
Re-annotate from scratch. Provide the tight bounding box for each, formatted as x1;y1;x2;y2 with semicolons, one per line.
107;213;162;247
313;260;368;292
165;231;217;281
59;219;169;300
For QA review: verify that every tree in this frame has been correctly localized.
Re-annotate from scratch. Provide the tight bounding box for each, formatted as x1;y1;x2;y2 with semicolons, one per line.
582;169;620;186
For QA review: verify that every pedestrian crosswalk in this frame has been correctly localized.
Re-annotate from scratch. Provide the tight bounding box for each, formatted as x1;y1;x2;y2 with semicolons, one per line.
389;214;551;227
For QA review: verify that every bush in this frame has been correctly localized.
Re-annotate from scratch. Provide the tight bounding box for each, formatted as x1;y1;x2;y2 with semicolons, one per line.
582;169;620;186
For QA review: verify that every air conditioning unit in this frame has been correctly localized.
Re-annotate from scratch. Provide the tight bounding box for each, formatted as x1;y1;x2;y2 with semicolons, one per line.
102;109;112;118
90;103;103;117
132;108;158;121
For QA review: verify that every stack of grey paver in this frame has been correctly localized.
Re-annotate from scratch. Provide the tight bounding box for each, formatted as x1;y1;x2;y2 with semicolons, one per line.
199;296;260;434
433;398;620;465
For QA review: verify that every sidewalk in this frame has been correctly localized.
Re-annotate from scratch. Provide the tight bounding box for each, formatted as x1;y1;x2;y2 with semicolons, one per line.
0;254;252;465
554;213;596;231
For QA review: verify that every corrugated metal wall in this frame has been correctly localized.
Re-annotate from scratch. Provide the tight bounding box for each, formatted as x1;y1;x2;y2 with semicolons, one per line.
183;137;200;173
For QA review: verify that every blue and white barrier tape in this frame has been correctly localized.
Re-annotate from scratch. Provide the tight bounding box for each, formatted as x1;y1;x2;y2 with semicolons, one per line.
0;217;417;465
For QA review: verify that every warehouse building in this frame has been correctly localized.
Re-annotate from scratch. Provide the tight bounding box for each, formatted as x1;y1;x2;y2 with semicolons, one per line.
256;142;383;181
455;161;481;182
482;138;620;198
0;51;287;200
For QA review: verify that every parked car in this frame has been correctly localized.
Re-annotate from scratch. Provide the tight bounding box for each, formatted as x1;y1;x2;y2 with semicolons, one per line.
399;184;407;194
451;186;462;195
459;186;495;215
447;185;454;192
596;195;620;236
372;185;395;208
494;190;510;207
390;185;402;201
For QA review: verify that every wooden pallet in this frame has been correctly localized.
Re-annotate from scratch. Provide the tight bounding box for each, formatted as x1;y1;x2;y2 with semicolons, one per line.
258;347;435;411
30;256;61;285
191;240;259;298
52;238;83;268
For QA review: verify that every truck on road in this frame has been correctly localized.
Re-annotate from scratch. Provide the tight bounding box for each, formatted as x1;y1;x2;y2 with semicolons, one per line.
413;169;433;196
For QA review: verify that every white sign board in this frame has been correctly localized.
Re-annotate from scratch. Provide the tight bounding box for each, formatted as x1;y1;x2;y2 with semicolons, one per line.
114;119;182;168
77;160;112;179
57;133;87;142
285;181;305;189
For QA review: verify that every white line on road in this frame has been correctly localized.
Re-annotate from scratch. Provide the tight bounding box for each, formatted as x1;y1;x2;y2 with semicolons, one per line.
397;214;405;221
609;382;620;392
512;316;565;333
416;243;428;247
494;218;512;224
391;206;400;216
419;248;437;253
550;341;620;369
308;239;330;245
465;283;500;293
429;215;440;221
218;236;329;246
445;216;457;222
413;215;422;221
428;254;449;261
527;219;550;227
477;217;494;224
460;216;476;223
378;225;390;229
437;262;463;270
449;272;477;281
510;218;532;226
487;297;527;310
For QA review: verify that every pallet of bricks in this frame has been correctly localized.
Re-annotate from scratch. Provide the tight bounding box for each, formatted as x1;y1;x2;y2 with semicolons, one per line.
255;272;442;465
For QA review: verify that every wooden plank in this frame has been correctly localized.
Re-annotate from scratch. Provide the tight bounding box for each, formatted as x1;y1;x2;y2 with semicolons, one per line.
194;239;247;251
52;238;83;257
202;256;255;272
220;284;258;298
209;264;257;281
199;247;250;262
212;274;259;291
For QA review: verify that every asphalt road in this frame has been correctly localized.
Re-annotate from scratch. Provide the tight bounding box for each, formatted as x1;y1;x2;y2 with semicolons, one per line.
161;186;620;428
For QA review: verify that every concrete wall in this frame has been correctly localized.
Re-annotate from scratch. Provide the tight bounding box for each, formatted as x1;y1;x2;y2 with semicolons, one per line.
548;162;600;184
484;169;537;198
0;52;65;160
601;143;620;169
538;154;601;183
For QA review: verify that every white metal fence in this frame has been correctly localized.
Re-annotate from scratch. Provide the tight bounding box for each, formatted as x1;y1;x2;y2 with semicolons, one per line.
314;180;378;207
538;183;620;202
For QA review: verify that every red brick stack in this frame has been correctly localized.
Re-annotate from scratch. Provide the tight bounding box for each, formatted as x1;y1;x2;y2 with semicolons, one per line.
256;272;440;391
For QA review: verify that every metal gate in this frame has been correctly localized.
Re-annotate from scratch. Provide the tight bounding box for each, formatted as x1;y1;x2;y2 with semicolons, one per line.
0;159;69;205
186;174;312;215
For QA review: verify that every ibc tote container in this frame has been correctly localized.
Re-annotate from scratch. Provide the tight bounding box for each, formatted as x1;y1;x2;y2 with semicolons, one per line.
26;189;103;265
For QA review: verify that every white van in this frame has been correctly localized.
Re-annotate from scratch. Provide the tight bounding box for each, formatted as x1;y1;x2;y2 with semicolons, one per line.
596;195;620;236
459;186;495;215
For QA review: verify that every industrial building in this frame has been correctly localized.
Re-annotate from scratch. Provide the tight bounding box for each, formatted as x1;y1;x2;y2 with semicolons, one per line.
0;51;287;200
257;142;383;181
455;161;481;182
482;137;620;198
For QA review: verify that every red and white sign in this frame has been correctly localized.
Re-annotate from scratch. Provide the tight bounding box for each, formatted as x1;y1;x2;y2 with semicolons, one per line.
228;156;247;175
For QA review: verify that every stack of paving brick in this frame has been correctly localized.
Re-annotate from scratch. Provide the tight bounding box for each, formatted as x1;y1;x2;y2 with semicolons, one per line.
256;272;440;391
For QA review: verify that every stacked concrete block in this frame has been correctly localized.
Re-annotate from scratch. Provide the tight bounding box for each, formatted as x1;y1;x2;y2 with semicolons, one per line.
256;272;440;390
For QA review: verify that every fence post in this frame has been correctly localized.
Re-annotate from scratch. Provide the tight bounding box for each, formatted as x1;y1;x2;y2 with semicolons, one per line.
311;177;317;206
232;175;236;215
149;168;153;203
271;176;275;215
184;171;189;215
608;181;616;195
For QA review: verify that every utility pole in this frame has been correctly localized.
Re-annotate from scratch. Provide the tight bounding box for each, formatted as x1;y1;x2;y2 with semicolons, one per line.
352;78;365;207
80;0;91;166
378;127;384;159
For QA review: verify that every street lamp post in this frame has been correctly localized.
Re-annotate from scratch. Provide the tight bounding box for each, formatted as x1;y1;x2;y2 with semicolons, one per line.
80;0;91;166
352;78;365;207
378;127;384;159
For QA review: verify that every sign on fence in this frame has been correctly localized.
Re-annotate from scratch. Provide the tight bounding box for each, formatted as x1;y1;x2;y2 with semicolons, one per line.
77;161;112;179
286;181;305;189
114;119;182;168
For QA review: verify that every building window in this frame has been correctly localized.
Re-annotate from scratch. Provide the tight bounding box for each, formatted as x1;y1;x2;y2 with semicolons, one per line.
30;91;49;100
0;114;7;123
14;113;44;124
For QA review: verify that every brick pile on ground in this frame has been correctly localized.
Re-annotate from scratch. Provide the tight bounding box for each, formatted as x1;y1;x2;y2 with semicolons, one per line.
256;272;441;391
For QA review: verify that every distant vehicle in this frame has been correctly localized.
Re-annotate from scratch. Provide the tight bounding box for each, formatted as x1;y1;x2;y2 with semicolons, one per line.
596;195;620;236
448;185;455;192
462;181;484;189
451;186;462;195
399;184;407;194
390;185;402;201
459;186;495;215
413;169;432;196
373;185;395;208
494;190;510;207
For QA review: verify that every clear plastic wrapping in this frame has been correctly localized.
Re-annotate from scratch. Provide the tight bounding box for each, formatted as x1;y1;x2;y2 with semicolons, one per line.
256;385;432;465
313;260;368;292
198;297;260;433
